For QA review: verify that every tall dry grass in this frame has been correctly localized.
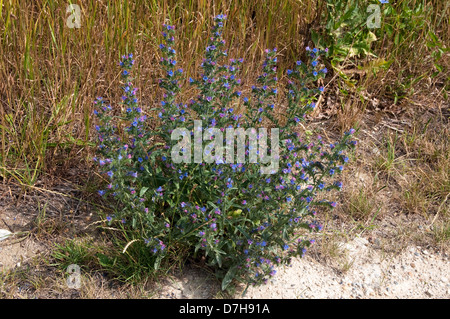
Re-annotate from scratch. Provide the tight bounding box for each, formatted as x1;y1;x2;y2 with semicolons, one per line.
0;0;448;185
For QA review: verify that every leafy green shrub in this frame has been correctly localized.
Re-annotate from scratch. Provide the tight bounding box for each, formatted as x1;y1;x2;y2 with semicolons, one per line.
93;15;356;291
311;0;379;65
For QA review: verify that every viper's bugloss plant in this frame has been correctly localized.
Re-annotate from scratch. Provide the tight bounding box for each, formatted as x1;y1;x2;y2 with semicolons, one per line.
93;15;356;292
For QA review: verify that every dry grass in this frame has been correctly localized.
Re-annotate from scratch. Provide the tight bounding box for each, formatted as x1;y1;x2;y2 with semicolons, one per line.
0;0;448;298
1;0;448;185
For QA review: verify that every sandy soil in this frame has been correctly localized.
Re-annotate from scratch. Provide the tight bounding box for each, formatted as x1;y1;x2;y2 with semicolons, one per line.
1;188;448;299
150;235;449;299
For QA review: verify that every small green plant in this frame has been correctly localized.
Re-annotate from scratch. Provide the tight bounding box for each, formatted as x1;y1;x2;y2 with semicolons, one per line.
93;15;356;292
346;188;377;221
311;0;379;68
51;239;97;271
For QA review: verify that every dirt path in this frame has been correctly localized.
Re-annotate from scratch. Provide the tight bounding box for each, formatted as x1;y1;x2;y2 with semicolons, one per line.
1;212;449;299
152;236;449;299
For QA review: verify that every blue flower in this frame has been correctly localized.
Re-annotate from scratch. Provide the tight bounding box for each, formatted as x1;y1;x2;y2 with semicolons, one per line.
215;14;226;20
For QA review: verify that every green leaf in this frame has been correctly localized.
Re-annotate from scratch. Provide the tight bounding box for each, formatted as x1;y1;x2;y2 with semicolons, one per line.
222;266;237;291
140;187;149;197
235;226;251;240
215;253;222;268
154;254;163;270
97;253;114;267
311;29;320;47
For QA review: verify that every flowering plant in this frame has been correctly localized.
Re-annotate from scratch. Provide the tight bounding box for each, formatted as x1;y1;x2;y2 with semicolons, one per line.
93;14;356;291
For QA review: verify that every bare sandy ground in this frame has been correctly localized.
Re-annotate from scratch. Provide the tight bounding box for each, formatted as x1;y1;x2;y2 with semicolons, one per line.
152;236;449;299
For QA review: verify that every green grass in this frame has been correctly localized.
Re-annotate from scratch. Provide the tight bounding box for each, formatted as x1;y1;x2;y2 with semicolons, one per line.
51;238;99;271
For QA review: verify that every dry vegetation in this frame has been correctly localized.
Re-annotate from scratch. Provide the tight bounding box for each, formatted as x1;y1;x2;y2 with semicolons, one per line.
0;0;448;298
